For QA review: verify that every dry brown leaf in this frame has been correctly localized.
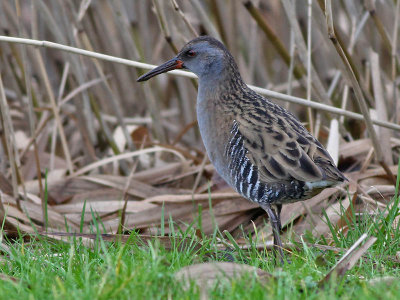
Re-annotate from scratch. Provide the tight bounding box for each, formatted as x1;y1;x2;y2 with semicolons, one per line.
358;165;399;180
21;150;68;181
312;198;350;238
0;173;13;195
105;203;197;232
53;200;157;214
81;175;190;198
283;187;341;226
72;147;187;177
37;232;202;251
20;201;79;230
1;193;78;230
319;234;377;286
129;162;188;184
364;185;396;200
203;210;259;235
46;178;105;204
212;198;259;216
368;276;397;286
235;241;295;251
336;191;359;231
68;189;132;203
143;192;240;204
1;1;399;251
156;164;213;185
339;139;372;159
175;262;272;291
130;126;152;148
0;273;19;283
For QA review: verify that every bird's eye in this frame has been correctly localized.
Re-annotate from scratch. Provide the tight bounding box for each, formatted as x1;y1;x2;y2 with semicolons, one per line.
186;50;196;57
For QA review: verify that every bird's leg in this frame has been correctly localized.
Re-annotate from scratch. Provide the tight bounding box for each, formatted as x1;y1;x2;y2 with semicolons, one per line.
275;204;282;232
261;203;285;265
275;204;291;264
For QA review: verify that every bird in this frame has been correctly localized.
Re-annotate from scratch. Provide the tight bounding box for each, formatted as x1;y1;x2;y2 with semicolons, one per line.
137;36;347;263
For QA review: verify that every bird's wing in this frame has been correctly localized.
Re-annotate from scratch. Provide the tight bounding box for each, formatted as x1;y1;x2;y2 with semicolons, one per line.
234;101;341;184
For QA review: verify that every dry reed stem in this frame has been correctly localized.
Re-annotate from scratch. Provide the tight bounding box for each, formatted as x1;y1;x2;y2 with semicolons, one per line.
324;0;396;185
319;234;377;286
392;0;400;123
14;6;43;217
188;0;220;40
118;139;145;234
0;75;19;201
170;0;198;38
152;0;178;54
306;0;314;134
33;49;73;173
316;0;361;82
0;2;398;252
281;0;330;105
1;36;399;131
80;34;135;152
365;0;397;65
286;20;296;102
72;146;186;177
370;51;393;166
243;1;305;80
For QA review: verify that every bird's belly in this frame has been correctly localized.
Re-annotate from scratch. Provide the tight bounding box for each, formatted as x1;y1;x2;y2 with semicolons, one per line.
197;102;233;186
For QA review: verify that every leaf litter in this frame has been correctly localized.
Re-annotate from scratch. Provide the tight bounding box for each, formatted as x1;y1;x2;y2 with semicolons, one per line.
1;0;399;291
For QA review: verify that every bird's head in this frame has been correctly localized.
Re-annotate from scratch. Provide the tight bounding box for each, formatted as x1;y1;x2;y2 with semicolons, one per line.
137;36;230;82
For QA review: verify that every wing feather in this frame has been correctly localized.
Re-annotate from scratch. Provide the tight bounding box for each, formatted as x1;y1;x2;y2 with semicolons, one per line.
234;104;341;184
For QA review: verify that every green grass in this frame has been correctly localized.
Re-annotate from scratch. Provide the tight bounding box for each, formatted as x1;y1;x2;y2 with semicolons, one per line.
1;164;400;299
1;199;400;300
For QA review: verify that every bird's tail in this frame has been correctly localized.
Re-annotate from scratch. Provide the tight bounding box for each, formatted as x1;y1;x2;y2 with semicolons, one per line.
314;157;347;184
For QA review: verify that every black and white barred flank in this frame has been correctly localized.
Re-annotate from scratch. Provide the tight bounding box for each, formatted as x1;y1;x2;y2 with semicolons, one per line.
225;121;307;204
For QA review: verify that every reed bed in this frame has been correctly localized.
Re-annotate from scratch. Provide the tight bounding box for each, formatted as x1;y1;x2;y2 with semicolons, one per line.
0;0;399;289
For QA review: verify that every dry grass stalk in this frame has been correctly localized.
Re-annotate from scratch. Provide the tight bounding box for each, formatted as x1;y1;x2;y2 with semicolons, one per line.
243;1;305;80
370;51;393;166
152;0;178;54
0;2;397;266
323;0;396;185
0;74;20;202
281;0;330;105
1;35;400;131
175;262;272;294
319;234;377;286
306;0;314;134
170;0;198;38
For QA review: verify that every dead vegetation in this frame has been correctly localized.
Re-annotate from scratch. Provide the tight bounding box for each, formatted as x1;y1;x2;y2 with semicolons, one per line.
0;0;399;277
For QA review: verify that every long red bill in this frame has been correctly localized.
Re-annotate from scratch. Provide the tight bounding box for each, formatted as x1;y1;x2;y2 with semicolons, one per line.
137;58;183;82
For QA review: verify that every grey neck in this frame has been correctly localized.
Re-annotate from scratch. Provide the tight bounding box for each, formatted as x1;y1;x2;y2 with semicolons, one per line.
197;58;247;103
